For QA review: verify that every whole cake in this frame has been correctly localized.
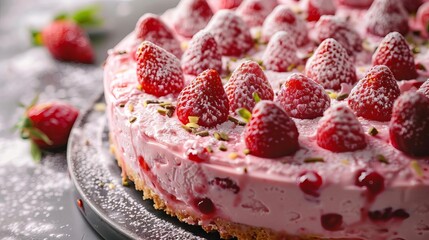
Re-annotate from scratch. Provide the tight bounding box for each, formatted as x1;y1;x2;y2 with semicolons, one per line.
104;0;429;239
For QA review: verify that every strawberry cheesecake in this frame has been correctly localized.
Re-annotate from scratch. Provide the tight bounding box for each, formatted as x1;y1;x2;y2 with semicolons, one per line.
104;0;429;239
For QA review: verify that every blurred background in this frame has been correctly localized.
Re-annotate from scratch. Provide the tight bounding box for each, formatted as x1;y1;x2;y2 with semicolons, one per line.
0;0;178;239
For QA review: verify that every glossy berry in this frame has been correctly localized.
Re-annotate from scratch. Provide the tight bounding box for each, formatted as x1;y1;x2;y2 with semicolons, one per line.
236;0;277;27
321;213;343;231
244;101;300;158
225;61;274;112
389;92;429;156
177;69;229;127
298;171;323;197
136;41;184;97
41;20;94;64
173;0;213;38
307;0;336;22
314;16;362;56
262;5;309;46
181;31;222;76
338;0;373;8
276;73;330;119
262;31;301;72
205;10;253;56
417;79;429;98
134;13;182;57
372;32;417;81
305;38;357;90
194;197;216;215
355;170;385;196
21;101;79;150
348;65;400;121
317;103;367;152
365;0;409;37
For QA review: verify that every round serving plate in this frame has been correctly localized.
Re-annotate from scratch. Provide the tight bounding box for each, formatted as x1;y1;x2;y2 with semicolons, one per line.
67;94;221;240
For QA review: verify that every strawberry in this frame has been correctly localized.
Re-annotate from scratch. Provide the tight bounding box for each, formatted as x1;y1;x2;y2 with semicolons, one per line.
262;5;309;47
181;31;222;76
305;38;357;90
389;92;429;156
307;0;336;22
136;41;184;97
244;101;300;158
417;2;429;38
176;69;229;127
317;103;367;152
16;99;79;160
338;0;373;8
134;13;182;58
216;0;243;9
417;79;429;98
365;0;409;37
372;32;418;80
173;0;214;38
225;61;274;112
262;31;301;72
314;16;362;56
348;65;400;121
205;10;253;56
236;0;277;27
276;73;330;119
41;20;94;64
401;0;423;13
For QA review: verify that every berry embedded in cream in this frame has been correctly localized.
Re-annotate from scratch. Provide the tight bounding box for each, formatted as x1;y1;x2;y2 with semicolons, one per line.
104;0;429;239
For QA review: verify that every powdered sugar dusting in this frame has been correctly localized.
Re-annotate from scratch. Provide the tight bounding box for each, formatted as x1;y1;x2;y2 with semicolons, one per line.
236;0;277;27
173;0;213;38
365;0;409;37
305;38;357;90
417;79;429;98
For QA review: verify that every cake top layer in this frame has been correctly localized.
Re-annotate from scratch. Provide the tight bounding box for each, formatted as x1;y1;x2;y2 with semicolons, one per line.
105;0;429;188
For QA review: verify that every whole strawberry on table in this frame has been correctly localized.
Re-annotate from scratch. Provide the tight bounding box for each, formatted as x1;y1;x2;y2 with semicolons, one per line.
16;97;79;161
31;6;102;64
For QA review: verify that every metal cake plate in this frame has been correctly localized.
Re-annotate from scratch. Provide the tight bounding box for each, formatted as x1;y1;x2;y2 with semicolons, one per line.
67;94;222;240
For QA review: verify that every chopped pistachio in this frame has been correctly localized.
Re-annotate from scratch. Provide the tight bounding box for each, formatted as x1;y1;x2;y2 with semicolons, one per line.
186;122;200;129
253;92;261;103
376;154;389;164
219;144;227;151
411;160;424;177
336;94;349;101
237;108;252;123
296;65;305;72
287;64;296;72
195;130;209;137
341;159;350;165
180;41;189;51
129;116;137;123
108;183;115;189
327;91;338;99
228;115;247;126
412;46;421;54
116;50;127;55
128;103;134;112
214;132;221;140
188;116;199;124
206;146;213;153
214;132;229;141
122;176;130;186
159;102;172;107
166;109;174;118
157;108;168;116
304;157;325;163
228;152;238;160
136;84;143;91
181;125;193;133
368;127;379;136
243;148;250;155
230;57;238;62
119;103;125;108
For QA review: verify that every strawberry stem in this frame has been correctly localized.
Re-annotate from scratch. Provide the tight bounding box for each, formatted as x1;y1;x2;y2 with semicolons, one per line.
30;141;42;162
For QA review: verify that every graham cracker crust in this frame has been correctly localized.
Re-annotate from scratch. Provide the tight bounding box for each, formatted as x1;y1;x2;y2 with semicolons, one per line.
110;142;354;240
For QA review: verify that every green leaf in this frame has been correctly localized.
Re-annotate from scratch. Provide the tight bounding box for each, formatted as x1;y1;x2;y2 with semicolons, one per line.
237;108;252;123
71;5;103;27
30;29;43;46
252;92;261;104
30;141;42;162
28;94;40;109
29;128;53;145
54;12;69;21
